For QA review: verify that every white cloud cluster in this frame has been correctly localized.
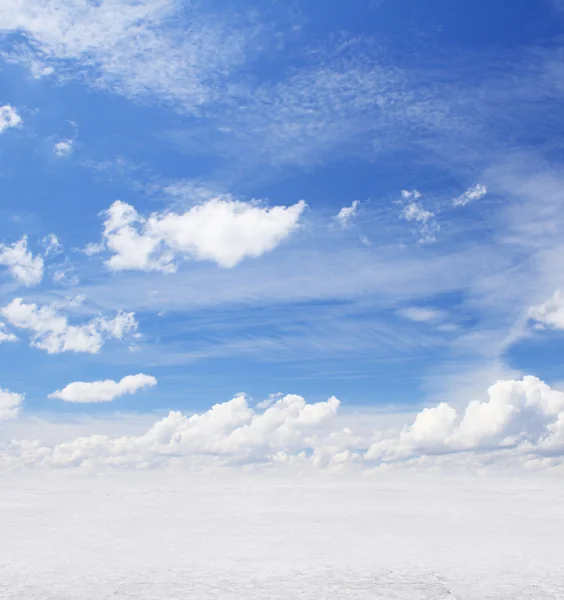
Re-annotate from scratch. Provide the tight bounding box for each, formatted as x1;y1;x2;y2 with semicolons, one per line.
49;373;157;403
0;104;21;133
3;393;342;469
335;200;360;227
0;298;138;354
399;190;439;243
452;184;487;207
529;290;564;330
92;198;306;272
5;376;564;471
0;236;44;286
0;0;252;110
0;388;24;421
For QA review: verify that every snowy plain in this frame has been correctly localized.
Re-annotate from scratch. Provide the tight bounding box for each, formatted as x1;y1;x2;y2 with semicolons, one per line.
1;471;563;599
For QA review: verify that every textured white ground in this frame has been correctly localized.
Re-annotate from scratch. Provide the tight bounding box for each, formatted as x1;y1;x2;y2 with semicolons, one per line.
1;472;563;599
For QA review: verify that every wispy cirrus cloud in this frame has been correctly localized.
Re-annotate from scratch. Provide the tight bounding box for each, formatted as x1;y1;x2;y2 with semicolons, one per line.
0;0;258;111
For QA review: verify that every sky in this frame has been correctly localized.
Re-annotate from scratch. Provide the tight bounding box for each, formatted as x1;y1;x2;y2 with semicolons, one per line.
1;0;564;473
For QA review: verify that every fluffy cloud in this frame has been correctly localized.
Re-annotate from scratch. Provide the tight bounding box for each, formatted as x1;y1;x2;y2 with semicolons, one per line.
335;200;359;227
0;388;24;421
2;393;341;469
366;376;564;462
5;376;564;471
0;104;21;133
49;374;157;403
0;298;138;354
0;236;44;286
528;290;564;329
93;198;306;272
452;184;487;207
399;190;439;243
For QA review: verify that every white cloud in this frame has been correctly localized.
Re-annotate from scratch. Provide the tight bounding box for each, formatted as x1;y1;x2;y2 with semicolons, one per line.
0;322;17;343
5;376;564;471
0;236;44;286
0;104;21;133
398;307;444;322
366;376;564;462
0;0;253;111
93;198;306;272
0;298;138;354
0;388;24;421
41;233;63;256
529;290;564;330
335;200;360;227
399;190;439;244
54;139;73;156
453;184;487;207
49;373;157;403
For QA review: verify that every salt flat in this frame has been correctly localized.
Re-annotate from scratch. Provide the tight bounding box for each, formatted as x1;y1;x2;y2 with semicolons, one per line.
1;472;563;598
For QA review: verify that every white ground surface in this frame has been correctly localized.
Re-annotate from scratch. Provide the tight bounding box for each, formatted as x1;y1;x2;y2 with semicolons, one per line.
1;472;563;599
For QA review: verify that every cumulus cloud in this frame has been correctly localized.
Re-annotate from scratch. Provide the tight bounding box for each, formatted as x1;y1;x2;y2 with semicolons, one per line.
0;298;138;354
366;376;564;462
5;376;564;471
335;200;360;227
0;236;44;286
452;184;487;207
91;198;306;272
0;388;24;421
54;139;73;156
0;104;21;133
49;374;157;403
399;190;439;244
528;290;564;330
1;393;341;469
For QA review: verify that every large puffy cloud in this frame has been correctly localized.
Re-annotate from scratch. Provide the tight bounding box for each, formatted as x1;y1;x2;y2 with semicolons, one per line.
528;290;564;330
0;388;24;421
5;376;564;471
366;376;564;462
0;298;138;354
49;374;157;403
91;198;306;272
0;104;21;133
0;236;44;286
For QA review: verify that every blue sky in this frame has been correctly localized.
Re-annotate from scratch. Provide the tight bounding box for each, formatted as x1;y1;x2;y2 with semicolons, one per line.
1;0;564;470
